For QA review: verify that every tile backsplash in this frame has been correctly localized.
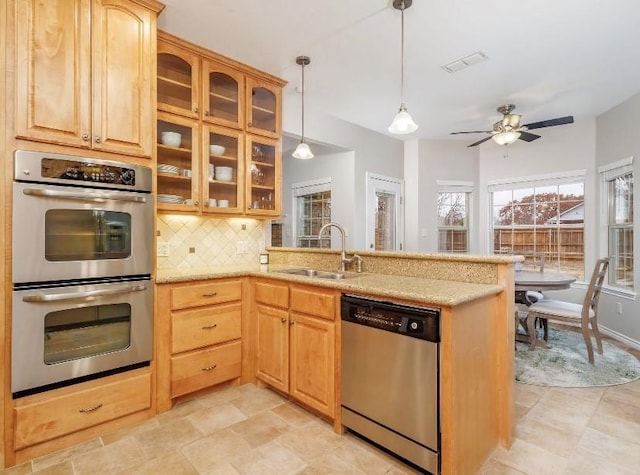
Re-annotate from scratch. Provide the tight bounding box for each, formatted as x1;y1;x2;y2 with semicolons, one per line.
156;215;264;269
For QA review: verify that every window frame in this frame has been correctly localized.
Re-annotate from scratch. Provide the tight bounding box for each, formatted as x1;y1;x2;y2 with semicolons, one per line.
437;181;473;254
291;178;332;248
599;157;635;293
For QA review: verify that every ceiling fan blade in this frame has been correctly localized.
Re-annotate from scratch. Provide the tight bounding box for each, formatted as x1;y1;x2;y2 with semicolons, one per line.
450;130;492;135
524;116;574;130
468;136;493;148
518;131;541;142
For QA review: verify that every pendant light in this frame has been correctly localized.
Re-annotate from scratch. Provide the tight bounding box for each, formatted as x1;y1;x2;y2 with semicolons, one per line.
292;56;314;159
388;0;418;135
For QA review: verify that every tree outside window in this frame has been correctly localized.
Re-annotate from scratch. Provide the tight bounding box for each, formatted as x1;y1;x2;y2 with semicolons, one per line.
438;192;469;253
608;172;633;289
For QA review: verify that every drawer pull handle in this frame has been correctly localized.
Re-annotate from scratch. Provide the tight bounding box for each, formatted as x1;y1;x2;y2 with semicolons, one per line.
280;317;286;323
202;324;217;330
79;403;103;413
202;292;217;298
202;364;217;372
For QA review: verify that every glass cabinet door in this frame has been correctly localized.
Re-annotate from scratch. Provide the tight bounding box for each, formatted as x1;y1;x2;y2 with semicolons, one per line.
157;112;199;211
246;78;281;139
157;42;200;119
202;60;244;130
246;135;281;216
203;125;244;213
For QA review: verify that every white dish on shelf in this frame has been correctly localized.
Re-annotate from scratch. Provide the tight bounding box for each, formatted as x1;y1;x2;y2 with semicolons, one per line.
217;199;229;208
215;166;233;182
210;144;226;155
160;132;181;147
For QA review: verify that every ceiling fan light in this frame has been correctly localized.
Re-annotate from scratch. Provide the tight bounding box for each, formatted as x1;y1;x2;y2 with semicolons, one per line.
292;141;314;160
388;106;418;134
492;131;521;145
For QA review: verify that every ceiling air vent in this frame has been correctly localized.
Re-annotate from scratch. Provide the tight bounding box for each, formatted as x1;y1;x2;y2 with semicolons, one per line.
441;51;488;74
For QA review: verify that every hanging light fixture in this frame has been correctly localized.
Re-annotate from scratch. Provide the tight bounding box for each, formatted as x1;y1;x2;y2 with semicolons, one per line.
388;0;418;135
292;55;314;160
492;131;521;145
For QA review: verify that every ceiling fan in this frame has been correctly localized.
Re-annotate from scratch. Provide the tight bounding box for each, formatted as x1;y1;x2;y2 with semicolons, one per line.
450;104;574;147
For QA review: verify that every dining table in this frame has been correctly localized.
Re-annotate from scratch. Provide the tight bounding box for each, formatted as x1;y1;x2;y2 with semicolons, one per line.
514;269;577;344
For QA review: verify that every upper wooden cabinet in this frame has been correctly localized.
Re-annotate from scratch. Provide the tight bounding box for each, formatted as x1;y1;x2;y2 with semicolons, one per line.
157;31;286;217
14;0;162;158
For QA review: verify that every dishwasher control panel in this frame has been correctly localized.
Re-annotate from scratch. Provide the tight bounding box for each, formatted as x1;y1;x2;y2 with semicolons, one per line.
341;294;440;342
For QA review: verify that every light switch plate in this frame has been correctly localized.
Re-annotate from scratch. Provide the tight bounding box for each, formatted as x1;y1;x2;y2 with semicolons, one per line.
157;241;169;257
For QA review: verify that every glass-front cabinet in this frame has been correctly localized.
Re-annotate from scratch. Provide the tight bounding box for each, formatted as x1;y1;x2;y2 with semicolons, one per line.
157;43;200;119
203;125;243;214
202;61;244;130
246;135;281;217
246;78;281;139
156;112;198;212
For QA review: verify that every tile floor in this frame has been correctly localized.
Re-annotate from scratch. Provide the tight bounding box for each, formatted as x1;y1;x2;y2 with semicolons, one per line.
3;333;640;475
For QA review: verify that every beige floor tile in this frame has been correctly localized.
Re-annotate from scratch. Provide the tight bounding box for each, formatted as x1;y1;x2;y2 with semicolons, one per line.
515;417;582;458
186;402;248;435
72;437;149;475
549;385;606;403
198;383;245;408
597;393;640;426
299;452;366;474
618;378;640;394
525;395;594;434
328;435;397;475
491;439;568;474
121;451;198;475
514;383;548;408
276;420;347;462
31;461;74;475
564;448;640;475
478;457;527;475
30;438;103;472
230;386;287;417
201;462;241;475
229;440;308;475
100;417;161;446
181;428;251;473
574;427;640;471
270;401;320;428
229;410;292;448
0;463;31;475
155;397;207;425
134;418;203;460
588;410;640;445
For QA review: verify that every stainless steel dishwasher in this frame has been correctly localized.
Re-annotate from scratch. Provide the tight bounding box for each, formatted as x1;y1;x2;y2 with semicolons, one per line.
341;294;440;474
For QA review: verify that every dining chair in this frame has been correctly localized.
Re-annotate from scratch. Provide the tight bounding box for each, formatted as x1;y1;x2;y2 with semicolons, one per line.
525;257;609;364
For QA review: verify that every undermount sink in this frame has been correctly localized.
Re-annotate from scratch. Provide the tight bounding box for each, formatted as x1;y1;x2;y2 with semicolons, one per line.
272;268;351;280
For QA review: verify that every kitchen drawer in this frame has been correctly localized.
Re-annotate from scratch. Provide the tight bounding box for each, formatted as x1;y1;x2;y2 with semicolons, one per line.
170;279;242;310
255;280;289;308
170;340;242;398
290;286;337;321
14;372;151;450
172;302;241;353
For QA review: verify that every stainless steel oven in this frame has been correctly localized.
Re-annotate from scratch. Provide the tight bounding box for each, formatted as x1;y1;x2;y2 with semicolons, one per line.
12;150;153;284
12;277;153;396
11;150;154;397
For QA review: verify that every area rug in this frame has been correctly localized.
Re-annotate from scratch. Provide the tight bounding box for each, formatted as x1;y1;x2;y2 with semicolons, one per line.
515;327;640;387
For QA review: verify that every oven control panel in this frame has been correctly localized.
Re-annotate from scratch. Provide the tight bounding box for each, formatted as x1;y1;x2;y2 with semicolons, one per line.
41;158;136;185
341;294;440;342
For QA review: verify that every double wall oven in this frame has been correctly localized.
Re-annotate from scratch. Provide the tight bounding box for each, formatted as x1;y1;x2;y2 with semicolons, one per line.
11;150;154;398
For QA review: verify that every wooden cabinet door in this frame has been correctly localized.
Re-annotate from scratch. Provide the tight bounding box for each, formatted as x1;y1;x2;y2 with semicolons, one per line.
255;304;289;393
246;77;281;139
15;0;92;148
92;0;154;157
289;312;335;418
202;60;244;130
157;41;201;119
245;135;281;217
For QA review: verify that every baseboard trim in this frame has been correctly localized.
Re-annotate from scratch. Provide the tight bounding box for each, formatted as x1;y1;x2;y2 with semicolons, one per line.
600;325;640;351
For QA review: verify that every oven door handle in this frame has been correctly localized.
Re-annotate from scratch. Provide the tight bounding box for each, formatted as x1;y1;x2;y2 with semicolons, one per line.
22;284;147;303
22;188;147;203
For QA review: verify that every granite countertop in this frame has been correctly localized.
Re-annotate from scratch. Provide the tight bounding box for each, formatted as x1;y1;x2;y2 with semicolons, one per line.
156;264;504;307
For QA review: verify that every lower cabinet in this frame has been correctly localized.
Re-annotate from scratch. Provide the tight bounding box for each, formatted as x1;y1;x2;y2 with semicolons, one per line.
156;279;244;411
12;368;152;460
254;280;338;419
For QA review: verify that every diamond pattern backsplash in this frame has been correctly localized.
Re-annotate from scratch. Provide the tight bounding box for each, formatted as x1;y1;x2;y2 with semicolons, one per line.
157;215;264;269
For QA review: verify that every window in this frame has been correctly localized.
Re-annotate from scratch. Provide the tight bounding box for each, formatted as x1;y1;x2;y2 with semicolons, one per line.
600;158;634;290
438;191;470;253
292;179;331;248
489;172;585;280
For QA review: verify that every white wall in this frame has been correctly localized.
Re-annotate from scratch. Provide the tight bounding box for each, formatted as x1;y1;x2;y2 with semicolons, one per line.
280;151;355;248
596;92;640;344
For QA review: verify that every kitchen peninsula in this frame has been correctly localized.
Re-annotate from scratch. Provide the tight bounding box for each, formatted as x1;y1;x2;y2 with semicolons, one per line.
156;248;519;475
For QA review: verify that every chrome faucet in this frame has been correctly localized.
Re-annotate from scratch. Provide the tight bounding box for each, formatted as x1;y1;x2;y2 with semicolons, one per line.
318;222;363;273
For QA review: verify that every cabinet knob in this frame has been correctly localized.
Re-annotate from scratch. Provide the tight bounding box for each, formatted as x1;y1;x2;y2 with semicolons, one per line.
204;110;210;116
248;122;252;127
280;317;286;323
194;107;199;113
289;320;295;326
81;133;90;141
193;200;199;206
94;136;102;143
